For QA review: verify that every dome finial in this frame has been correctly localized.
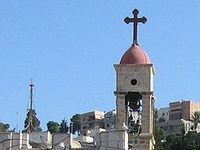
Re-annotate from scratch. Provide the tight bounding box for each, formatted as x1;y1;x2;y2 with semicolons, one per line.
124;9;147;45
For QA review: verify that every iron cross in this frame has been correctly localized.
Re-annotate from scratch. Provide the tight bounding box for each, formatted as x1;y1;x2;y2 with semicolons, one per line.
124;9;147;45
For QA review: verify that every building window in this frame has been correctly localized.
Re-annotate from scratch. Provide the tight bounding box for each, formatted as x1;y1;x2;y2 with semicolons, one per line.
88;115;95;121
158;117;166;123
169;125;174;131
131;79;137;85
89;123;94;128
169;113;182;120
82;118;87;122
106;116;110;120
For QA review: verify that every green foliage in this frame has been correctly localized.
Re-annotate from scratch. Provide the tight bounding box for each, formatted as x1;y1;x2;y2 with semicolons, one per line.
163;134;184;150
182;131;200;150
191;111;200;130
23;110;42;132
47;119;69;133
0;122;10;132
154;131;200;150
154;109;165;150
59;119;69;133
154;127;165;150
70;114;81;135
47;121;60;133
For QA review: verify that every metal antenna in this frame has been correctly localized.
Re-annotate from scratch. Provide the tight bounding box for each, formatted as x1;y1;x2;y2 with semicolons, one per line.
29;80;34;111
26;80;35;132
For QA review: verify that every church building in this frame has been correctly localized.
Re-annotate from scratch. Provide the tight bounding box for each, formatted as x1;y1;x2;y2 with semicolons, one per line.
100;9;155;150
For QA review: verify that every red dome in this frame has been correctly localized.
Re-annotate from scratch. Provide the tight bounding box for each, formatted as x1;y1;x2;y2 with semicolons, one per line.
120;44;151;64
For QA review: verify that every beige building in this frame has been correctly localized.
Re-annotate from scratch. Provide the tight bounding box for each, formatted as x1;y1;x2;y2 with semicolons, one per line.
157;107;169;123
0;131;52;150
80;111;105;135
157;100;200;135
0;131;82;150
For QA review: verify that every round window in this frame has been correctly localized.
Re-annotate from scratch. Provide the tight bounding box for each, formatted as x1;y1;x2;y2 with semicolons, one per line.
131;79;137;85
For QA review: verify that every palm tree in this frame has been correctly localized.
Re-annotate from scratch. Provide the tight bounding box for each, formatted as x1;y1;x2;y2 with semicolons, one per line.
59;119;69;133
191;111;200;130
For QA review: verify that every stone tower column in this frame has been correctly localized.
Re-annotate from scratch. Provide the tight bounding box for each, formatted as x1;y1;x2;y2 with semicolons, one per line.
115;92;127;129
141;92;153;134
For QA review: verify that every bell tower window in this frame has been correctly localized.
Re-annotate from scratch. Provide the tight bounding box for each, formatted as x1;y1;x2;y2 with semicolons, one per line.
131;79;137;85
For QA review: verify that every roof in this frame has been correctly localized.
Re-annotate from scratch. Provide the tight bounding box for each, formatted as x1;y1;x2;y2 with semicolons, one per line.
120;44;151;64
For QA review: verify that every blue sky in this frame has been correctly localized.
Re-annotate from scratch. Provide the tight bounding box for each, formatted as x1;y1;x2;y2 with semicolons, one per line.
1;1;200;130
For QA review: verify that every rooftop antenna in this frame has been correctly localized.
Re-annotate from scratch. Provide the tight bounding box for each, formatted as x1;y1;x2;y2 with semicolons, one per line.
29;79;34;111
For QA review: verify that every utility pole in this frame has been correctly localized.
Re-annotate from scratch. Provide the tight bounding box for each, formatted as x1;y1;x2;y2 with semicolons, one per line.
69;122;73;150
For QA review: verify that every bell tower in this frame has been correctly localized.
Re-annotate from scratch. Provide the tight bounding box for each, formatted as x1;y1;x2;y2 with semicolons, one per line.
114;9;155;150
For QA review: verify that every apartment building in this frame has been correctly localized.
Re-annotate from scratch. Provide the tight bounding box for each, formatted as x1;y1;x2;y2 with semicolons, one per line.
80;111;105;135
157;100;200;135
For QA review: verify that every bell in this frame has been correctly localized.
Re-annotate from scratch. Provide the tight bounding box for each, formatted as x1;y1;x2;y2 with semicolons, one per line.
129;100;141;110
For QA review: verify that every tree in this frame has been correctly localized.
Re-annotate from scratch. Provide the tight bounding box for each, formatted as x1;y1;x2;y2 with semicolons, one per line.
23;110;42;132
154;109;165;150
47;119;69;134
47;121;60;133
155;130;200;150
191;111;200;130
161;131;200;150
184;131;197;150
162;134;182;150
59;119;69;133
154;127;165;150
70;114;81;135
0;122;10;132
